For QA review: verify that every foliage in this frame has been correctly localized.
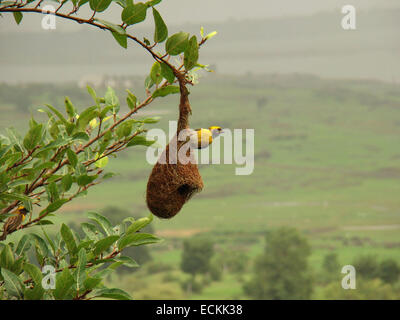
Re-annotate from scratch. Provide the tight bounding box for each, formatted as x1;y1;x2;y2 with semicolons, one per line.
99;206;154;273
323;278;400;300
352;255;380;280
0;212;160;300
181;237;214;277
0;0;216;300
319;252;341;284
180;276;204;294
145;261;173;275
214;249;248;274
352;255;400;284
322;253;340;274
379;259;400;284
209;259;223;281
0;85;157;229
244;227;313;300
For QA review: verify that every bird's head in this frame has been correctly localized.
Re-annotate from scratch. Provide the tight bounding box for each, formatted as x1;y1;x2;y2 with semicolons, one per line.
209;126;223;138
17;205;29;216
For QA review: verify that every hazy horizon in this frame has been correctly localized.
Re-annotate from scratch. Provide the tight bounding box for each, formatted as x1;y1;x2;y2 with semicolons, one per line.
1;1;399;83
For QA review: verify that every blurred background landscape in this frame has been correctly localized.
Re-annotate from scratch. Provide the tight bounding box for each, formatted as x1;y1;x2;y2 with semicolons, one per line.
1;0;400;299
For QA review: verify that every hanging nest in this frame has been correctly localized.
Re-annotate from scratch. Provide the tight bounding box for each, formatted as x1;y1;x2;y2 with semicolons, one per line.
146;83;204;219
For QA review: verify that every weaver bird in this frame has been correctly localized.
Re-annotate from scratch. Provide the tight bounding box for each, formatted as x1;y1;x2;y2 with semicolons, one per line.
188;126;223;149
0;205;28;241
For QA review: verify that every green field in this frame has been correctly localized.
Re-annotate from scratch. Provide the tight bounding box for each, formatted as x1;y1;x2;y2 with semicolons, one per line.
1;73;400;299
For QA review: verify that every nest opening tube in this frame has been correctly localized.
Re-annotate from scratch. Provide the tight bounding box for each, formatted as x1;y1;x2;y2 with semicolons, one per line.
146;83;204;219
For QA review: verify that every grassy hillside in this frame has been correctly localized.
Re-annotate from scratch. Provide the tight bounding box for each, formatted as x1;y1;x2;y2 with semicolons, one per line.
1;73;400;299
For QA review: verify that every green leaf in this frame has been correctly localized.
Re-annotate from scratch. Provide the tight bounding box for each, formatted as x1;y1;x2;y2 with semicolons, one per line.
126;90;137;110
41;226;56;255
24;263;43;285
0;192;32;206
45;104;68;126
76;248;87;292
89;0;112;12
184;35;199;71
121;2;147;25
7;179;29;189
160;63;175;83
0;244;15;270
87;212;113;236
150;61;163;85
76;106;98;132
11;257;24;276
144;75;155;89
36;137;71;155
54;267;75;300
95;155;108;168
77;174;98;186
45;198;69;213
99;105;114;119
118;233;161;250
71;132;90;141
61;174;73;192
15;234;32;256
104;86;120;113
165;32;189;56
13;12;23;25
116;256;139;268
205;30;217;40
126;135;155;147
93;235;119;256
61;223;78;256
142;117;160;123
96;19;128;49
1;268;24;299
116;121;133;139
86;85;97;104
37;220;54;226
83;276;102;291
30;233;50;258
33;161;56;171
111;31;127;49
64;97;76;119
126;214;153;234
146;0;161;7
24;263;45;300
93;288;132;300
152;85;180;98
96;19;125;35
23;124;44;151
66;148;78;168
47;181;59;202
103;172;116;180
81;223;100;241
152;8;167;43
6;127;23;151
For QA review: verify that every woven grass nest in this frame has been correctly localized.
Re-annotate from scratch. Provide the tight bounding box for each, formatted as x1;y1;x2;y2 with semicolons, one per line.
146;85;204;219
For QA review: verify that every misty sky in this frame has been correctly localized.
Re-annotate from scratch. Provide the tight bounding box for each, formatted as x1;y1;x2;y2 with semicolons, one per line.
1;0;399;32
1;0;399;83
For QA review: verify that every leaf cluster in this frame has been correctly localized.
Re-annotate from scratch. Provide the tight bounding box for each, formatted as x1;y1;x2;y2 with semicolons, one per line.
0;212;159;300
